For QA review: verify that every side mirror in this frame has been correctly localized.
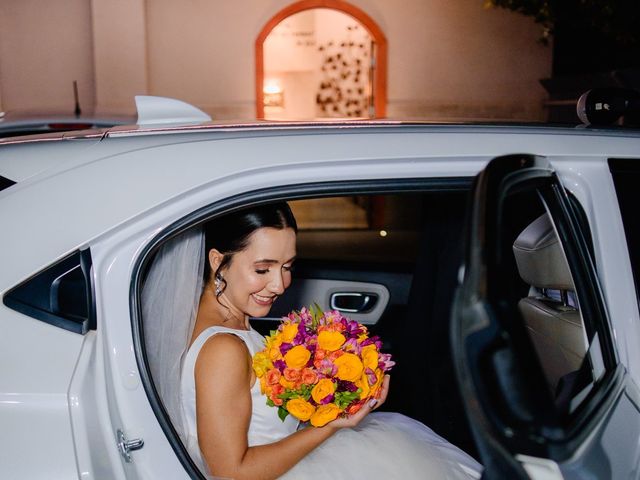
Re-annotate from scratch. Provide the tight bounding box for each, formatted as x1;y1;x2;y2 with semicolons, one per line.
577;88;640;126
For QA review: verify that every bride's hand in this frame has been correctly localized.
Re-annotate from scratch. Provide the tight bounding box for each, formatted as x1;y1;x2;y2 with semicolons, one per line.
327;375;390;429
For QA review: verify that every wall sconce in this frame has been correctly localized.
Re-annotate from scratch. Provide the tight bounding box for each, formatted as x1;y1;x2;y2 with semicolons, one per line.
263;80;284;108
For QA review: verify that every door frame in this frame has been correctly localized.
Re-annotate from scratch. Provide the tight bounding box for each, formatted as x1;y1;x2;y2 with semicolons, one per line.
255;0;387;119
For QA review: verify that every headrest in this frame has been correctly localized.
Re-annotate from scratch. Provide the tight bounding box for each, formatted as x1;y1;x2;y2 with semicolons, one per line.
512;214;575;290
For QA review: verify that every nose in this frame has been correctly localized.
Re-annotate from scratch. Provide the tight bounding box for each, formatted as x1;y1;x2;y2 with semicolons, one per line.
268;270;285;295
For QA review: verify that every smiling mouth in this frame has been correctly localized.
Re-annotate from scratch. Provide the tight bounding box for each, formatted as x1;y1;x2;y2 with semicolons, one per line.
251;293;276;306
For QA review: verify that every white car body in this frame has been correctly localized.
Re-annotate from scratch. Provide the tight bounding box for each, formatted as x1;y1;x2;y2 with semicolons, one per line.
1;120;639;479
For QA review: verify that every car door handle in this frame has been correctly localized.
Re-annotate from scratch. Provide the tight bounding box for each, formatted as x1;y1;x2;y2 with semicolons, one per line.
330;292;378;313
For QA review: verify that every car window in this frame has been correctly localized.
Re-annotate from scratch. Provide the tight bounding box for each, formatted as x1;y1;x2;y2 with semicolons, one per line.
496;185;611;417
290;194;427;266
0;175;16;192
3;250;95;334
609;158;640;306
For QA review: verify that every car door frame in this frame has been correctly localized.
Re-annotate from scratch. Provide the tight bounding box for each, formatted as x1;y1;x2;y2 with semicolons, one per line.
451;153;640;479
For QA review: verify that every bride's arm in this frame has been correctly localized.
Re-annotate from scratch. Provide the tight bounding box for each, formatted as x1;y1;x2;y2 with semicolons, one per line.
195;334;388;480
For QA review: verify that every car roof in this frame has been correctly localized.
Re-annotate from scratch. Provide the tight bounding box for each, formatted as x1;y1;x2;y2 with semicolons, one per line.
1;120;640;291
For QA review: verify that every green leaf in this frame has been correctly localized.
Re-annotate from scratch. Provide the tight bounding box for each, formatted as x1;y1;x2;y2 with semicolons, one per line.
278;406;290;422
266;398;275;407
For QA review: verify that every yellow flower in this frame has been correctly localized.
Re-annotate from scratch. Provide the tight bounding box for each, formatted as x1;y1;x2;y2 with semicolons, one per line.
334;353;364;382
284;345;311;369
265;333;282;348
268;345;283;362
281;323;299;343
310;404;342;427
252;352;272;377
361;344;379;371
287;398;316;421
311;378;336;404
317;331;346;351
355;372;370;400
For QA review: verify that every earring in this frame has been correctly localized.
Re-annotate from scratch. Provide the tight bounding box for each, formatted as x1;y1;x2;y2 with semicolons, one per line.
214;273;223;296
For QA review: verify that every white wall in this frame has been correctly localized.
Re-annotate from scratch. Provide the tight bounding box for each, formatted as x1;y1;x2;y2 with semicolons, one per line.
91;0;148;114
0;0;552;121
0;0;95;113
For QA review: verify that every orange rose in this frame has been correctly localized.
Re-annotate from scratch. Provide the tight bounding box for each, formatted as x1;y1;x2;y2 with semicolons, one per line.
328;350;344;361
355;372;370;399
284;345;311;369
279;377;296;389
311;378;336;404
281;323;299;343
361;344;379;371
310;404;342;427
301;368;318;385
317;331;346;351
334;353;364;382
283;368;302;382
266;368;281;386
270;384;284;406
286;398;316;421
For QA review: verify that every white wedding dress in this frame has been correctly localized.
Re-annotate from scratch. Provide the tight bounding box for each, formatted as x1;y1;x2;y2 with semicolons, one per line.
181;325;483;480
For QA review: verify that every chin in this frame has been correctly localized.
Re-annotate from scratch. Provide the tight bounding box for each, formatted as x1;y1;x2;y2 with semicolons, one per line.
247;299;274;318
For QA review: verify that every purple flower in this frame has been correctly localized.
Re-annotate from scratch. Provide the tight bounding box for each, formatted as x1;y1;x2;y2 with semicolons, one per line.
343;338;360;354
337;380;358;392
320;394;335;405
273;359;286;371
365;368;377;386
379;353;395;371
344;320;363;338
318;359;337;377
279;342;293;355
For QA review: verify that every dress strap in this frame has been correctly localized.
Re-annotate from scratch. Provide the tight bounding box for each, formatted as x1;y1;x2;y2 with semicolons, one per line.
188;326;254;361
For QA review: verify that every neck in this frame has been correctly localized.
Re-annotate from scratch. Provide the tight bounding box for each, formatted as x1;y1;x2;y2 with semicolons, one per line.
198;285;249;330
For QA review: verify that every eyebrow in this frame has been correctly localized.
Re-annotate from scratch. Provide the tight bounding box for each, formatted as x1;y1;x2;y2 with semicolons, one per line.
254;256;296;265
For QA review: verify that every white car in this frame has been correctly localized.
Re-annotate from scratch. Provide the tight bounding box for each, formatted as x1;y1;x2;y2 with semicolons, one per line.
1;97;640;479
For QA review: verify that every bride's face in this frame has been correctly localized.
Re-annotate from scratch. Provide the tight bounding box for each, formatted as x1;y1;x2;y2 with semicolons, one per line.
217;227;296;319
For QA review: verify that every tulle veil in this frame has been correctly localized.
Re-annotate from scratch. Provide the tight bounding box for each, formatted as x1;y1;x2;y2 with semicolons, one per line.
141;226;204;441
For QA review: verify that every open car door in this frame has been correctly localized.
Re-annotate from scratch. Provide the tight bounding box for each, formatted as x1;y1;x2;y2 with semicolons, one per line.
451;154;640;479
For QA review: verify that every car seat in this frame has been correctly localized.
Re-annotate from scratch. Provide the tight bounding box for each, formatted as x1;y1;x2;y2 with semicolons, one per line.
512;213;587;398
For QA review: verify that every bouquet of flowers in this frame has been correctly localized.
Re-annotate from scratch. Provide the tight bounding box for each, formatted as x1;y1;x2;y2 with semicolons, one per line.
252;306;394;427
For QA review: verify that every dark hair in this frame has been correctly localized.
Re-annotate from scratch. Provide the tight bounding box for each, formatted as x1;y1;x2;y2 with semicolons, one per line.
203;202;297;293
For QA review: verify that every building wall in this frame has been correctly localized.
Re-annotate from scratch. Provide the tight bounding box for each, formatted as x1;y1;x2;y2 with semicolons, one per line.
0;0;95;113
0;0;551;121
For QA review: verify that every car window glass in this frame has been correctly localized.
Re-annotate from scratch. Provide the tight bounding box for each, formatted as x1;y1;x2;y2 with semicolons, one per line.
290;194;425;265
3;250;95;334
0;175;16;192
498;186;608;417
609;158;640;307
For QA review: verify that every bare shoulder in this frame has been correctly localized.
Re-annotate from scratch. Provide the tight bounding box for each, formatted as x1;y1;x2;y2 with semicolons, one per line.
195;333;250;376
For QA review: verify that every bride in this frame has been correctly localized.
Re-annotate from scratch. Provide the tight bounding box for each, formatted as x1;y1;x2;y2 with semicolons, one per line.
142;202;482;480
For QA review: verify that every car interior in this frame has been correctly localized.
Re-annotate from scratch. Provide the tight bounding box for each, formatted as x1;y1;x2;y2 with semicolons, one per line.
249;189;476;456
138;179;609;470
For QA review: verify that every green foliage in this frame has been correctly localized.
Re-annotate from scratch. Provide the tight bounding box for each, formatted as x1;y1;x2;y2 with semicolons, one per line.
278;406;289;422
334;389;362;410
278;384;313;402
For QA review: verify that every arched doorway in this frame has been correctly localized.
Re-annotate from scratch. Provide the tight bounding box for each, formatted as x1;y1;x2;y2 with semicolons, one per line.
256;0;387;120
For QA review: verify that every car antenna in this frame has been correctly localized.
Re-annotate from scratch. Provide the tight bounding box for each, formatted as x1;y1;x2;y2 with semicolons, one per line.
73;80;82;117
